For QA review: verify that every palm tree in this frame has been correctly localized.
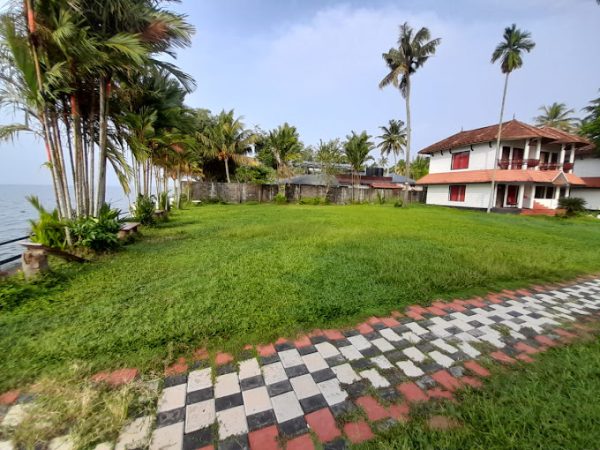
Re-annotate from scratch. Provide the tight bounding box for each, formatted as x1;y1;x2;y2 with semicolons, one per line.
580;90;600;154
379;23;440;201
343;131;374;200
265;123;303;180
534;102;578;131
487;24;535;213
395;156;429;180
377;119;406;171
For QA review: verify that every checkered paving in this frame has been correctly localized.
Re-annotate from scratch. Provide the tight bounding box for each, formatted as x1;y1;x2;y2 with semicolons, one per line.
147;278;600;449
1;277;600;449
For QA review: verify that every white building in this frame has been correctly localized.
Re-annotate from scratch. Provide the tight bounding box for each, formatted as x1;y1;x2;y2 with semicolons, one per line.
416;120;595;214
571;145;600;210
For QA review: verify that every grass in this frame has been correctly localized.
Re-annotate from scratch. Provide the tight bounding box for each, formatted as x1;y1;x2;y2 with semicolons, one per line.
357;329;600;450
1;203;600;391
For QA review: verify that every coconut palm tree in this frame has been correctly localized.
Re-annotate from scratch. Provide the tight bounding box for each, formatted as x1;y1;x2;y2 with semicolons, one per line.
580;90;600;154
379;23;440;201
487;24;535;213
534;102;578;131
395;156;429;180
265;123;303;179
343;131;374;194
377;119;406;171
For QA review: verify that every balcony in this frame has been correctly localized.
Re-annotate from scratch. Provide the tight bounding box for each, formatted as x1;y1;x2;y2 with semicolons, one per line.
498;158;528;170
539;162;560;171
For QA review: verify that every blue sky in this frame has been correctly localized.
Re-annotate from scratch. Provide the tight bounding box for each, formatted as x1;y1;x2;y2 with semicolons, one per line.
1;0;599;185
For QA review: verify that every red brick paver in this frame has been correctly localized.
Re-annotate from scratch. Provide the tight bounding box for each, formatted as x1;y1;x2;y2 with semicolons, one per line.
305;408;341;443
535;335;559;347
490;351;516;364
431;370;462;392
397;382;428;403
215;352;234;366
356;396;389;421
464;361;491;377
0;389;20;405
343;421;374;444
286;434;314;450
249;425;280;450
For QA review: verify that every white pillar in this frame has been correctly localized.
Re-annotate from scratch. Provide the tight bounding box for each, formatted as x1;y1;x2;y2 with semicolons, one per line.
554;184;560;208
569;144;575;173
535;139;541;170
517;184;525;209
523;139;530;170
559;144;566;166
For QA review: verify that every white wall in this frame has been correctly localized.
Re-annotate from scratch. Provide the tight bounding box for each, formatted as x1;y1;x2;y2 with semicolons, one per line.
426;183;491;209
571;188;600;210
573;157;600;177
428;143;496;173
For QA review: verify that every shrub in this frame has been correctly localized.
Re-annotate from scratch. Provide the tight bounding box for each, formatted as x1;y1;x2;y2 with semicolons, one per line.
558;197;587;217
132;194;156;226
158;192;171;212
394;199;404;208
235;165;275;184
27;196;67;249
376;191;386;205
274;193;287;204
299;196;329;205
69;204;122;252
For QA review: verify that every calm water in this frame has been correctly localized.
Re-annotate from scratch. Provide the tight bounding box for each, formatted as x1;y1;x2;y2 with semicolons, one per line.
0;184;130;265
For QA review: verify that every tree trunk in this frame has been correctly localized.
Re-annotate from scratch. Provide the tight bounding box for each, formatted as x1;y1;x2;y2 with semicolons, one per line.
487;72;510;213
403;75;411;204
71;95;85;217
95;79;109;215
224;157;231;183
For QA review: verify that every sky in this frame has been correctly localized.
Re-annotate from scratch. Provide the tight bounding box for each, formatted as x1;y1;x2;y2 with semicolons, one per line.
0;0;599;185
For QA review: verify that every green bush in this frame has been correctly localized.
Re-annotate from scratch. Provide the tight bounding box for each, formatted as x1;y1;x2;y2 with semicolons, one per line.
558;197;587;217
394;199;404;208
235;165;275;184
299;196;329;205
132;194;156;226
69;204;122;252
274;193;287;204
27;196;67;249
376;191;386;205
158;192;171;212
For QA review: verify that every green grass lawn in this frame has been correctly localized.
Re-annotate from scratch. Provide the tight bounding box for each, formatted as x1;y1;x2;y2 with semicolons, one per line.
2;203;600;390
357;331;600;450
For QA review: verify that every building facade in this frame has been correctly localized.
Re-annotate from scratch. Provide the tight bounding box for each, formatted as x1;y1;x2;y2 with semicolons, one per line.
416;120;594;213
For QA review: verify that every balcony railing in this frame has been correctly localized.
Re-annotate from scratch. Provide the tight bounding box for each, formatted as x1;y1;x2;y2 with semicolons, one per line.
496;159;572;171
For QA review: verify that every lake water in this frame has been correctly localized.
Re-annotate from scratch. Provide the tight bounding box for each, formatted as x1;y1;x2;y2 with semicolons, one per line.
0;184;130;265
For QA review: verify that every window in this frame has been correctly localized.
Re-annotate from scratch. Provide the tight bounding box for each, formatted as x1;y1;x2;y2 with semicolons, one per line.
451;151;470;170
449;185;466;202
534;186;545;199
545;187;555;199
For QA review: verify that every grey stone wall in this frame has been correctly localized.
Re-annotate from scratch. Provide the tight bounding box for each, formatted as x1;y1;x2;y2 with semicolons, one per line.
185;181;424;204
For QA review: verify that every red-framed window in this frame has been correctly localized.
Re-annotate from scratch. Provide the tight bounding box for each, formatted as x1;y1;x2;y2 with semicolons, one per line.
451;151;470;170
449;185;466;202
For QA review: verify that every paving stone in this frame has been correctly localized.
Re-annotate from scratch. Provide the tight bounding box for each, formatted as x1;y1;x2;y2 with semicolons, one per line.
215;373;241;398
150;421;184;450
285;364;309;378
432;339;459;354
267;380;293;397
448;366;465;378
302;352;329;372
317;378;348;405
116;417;154;450
271;391;303;423
315;342;341;359
183;427;213;450
347;335;372;351
185;400;216;433
343;421;374;444
1;404;28;428
298;345;318;355
415;375;437;390
240;375;264;391
246;409;277;432
370;355;394;369
356;396;389;421
262;362;288;385
187;387;214;404
48;436;75;450
397;360;424;378
371;338;395;353
325;355;347;367
157;407;185;428
290;374;321;400
215;393;244;412
359;369;390;388
312;368;337;383
379;328;402;342
0;442;13;450
345;380;370;398
218;434;249;450
428;351;455;368
279;416;308;438
331;363;361;385
397;382;428;403
238;359;261;380
217;405;248;439
286;433;314;450
278;349;304;368
248;425;279;450
158;384;187;413
242;386;272;416
402;347;426;362
299;394;328;413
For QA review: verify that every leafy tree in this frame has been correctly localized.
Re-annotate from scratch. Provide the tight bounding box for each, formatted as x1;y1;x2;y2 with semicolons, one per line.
580;91;600;155
394;156;429;180
264;123;303;179
377;119;406;171
534;102;578;131
487;24;535;212
315;139;345;194
343;131;374;191
379;23;440;200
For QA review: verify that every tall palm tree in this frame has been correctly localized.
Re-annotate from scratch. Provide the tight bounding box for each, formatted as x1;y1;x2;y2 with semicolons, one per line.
377;119;406;171
487;24;535;213
265;123;303;180
379;23;440;200
534;102;578;131
395;155;429;180
343;131;374;196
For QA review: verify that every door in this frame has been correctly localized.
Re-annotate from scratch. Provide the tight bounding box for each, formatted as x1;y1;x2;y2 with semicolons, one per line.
512;148;524;169
496;184;506;208
506;185;519;206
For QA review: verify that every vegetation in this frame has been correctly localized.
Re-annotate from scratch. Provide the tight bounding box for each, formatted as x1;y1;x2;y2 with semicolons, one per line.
558;197;587;217
2;204;600;390
379;23;441;196
343;131;374;188
377;119;406;169
488;24;535;212
395;156;430;180
534;102;578;131
69;205;123;252
132;194;157;226
580;90;600;153
358;332;600;450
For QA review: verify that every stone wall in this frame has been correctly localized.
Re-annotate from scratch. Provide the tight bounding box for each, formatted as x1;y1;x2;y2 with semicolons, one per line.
186;181;424;204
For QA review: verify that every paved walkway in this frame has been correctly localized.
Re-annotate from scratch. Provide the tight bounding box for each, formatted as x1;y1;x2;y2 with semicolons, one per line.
2;277;600;449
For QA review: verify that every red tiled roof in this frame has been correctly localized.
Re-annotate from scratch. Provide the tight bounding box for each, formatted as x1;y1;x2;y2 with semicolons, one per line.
581;177;600;188
419;120;590;155
416;169;586;186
